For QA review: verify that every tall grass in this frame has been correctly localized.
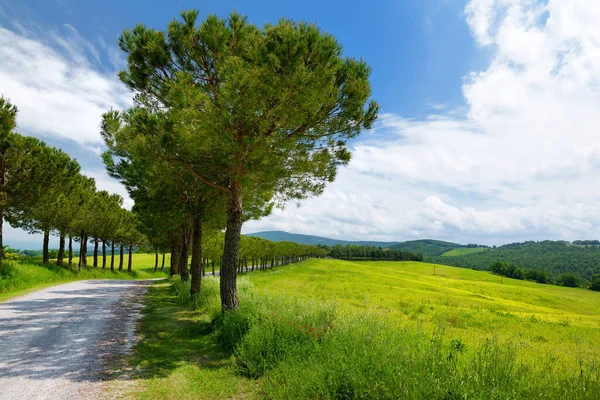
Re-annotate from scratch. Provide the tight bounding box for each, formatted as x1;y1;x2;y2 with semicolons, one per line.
170;278;600;399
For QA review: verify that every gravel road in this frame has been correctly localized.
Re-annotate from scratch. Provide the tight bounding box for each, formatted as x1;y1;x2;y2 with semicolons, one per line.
0;279;160;400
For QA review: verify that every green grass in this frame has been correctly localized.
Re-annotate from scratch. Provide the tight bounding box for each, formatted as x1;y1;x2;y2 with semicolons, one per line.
128;259;600;399
441;247;488;256
121;280;254;399
249;259;600;366
0;253;169;302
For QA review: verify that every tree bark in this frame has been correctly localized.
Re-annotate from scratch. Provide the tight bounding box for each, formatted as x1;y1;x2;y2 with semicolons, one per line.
190;213;203;299
170;240;180;277
128;245;133;272
78;230;85;271
102;241;107;269
119;245;124;271
179;225;190;282
154;250;158;272
161;252;165;270
42;229;50;264
212;258;215;276
220;181;243;311
82;234;88;266
68;235;73;266
57;233;65;266
93;239;99;267
110;242;115;271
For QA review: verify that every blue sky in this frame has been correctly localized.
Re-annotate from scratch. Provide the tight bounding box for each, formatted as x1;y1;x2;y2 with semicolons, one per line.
1;0;600;249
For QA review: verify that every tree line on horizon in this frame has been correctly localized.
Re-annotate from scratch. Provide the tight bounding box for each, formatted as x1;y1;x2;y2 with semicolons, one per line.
325;244;423;262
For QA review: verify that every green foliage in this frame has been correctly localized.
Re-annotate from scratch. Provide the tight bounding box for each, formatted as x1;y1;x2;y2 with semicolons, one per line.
114;9;379;310
558;273;580;288
590;275;600;291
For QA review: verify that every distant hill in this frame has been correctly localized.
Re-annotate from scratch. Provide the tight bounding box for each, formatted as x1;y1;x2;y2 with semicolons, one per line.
387;239;478;257
429;240;600;282
246;232;487;257
246;231;399;248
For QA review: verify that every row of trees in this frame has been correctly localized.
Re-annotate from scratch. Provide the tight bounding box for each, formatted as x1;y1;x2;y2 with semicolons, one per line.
0;97;145;271
489;261;600;291
490;261;550;284
160;234;328;277
101;10;378;309
326;244;423;261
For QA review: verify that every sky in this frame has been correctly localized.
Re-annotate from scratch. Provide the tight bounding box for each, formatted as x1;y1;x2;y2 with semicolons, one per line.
1;0;599;249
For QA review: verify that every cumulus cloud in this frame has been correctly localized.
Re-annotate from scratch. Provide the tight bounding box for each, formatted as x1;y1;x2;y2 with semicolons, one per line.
0;25;131;147
0;22;133;247
245;0;600;244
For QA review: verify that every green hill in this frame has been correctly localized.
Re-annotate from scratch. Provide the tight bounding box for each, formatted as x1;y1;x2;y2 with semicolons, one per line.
246;231;399;247
429;240;600;282
441;247;489;256
388;239;470;256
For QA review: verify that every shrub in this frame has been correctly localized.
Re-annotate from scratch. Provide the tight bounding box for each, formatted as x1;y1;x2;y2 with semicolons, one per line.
558;273;579;288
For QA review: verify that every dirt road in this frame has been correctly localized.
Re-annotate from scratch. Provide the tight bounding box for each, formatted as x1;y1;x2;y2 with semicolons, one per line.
0;279;157;399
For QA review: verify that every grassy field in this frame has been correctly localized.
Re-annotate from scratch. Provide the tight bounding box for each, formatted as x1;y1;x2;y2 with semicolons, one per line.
127;258;600;399
440;247;488;256
0;253;169;302
249;259;600;365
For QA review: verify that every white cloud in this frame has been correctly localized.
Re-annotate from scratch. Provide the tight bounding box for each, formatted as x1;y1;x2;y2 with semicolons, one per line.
0;26;131;147
245;0;600;244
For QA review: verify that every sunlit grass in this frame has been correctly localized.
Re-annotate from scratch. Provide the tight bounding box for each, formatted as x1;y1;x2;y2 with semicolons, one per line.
0;253;169;301
441;247;488;256
248;259;600;370
127;259;600;399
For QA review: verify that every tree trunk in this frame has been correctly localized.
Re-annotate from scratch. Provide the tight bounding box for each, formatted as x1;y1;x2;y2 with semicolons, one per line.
78;230;85;271
154;250;158;272
82;234;88;266
102;241;107;269
68;235;73;266
161;252;165;270
42;229;50;264
190;213;203;299
220;181;243;311
0;208;4;270
179;225;190;282
119;245;124;271
212;259;215;276
93;239;99;268
57;233;65;266
170;237;180;276
111;242;115;271
128;245;133;272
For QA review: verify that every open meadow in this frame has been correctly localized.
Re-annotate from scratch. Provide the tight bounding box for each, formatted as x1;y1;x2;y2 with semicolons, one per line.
248;259;600;367
128;258;600;399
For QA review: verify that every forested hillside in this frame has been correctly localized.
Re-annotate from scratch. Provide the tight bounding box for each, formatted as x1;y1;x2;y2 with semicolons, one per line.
430;241;600;282
388;239;483;257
